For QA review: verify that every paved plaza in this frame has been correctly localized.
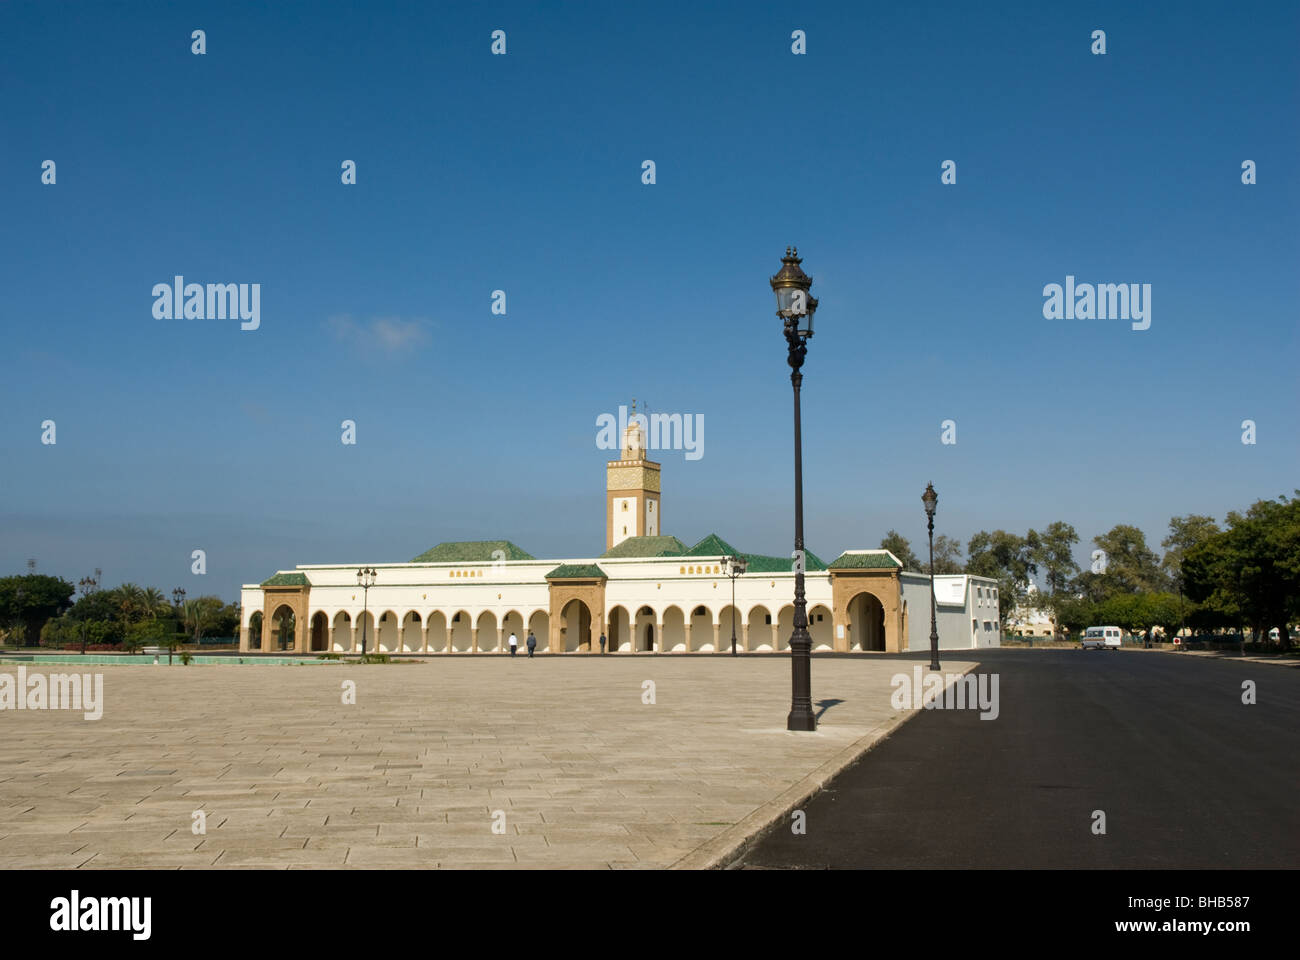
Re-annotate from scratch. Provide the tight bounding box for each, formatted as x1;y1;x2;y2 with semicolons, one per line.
0;655;970;869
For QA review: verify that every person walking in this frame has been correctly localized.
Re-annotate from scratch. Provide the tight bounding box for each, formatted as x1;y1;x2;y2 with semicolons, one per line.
509;631;518;656
599;632;607;655
526;631;536;658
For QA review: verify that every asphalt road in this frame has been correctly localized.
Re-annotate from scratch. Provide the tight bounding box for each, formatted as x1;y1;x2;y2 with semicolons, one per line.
738;649;1300;868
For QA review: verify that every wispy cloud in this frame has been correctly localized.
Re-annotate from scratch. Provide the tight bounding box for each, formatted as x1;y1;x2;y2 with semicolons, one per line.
327;314;431;354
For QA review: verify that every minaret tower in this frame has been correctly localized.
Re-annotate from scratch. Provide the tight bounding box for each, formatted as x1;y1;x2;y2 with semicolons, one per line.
606;399;661;550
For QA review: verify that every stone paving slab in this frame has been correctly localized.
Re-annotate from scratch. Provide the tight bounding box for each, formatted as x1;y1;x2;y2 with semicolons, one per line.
0;656;969;868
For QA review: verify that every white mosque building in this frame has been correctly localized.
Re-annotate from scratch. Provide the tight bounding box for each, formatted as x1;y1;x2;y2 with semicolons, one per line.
240;419;1002;656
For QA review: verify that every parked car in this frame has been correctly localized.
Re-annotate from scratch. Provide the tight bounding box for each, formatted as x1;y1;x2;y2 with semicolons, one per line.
1081;625;1123;650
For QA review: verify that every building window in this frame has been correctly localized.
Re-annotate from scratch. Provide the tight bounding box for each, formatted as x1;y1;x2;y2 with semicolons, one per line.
765;614;772;624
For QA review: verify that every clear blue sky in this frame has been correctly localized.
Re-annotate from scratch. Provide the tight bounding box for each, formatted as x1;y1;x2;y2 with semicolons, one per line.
3;0;1297;601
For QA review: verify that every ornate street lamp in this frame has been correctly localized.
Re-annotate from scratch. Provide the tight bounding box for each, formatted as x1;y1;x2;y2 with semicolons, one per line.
771;247;818;731
79;569;102;656
922;482;940;672
357;567;377;656
723;554;748;655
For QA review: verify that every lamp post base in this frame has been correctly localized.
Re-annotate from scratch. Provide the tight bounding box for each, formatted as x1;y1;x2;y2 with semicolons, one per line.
786;709;817;731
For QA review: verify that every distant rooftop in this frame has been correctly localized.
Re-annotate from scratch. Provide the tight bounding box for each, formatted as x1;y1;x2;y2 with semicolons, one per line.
411;540;535;563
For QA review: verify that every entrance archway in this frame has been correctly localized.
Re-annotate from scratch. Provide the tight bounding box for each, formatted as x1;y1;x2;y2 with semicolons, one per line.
848;592;886;651
561;599;592;653
270;604;296;651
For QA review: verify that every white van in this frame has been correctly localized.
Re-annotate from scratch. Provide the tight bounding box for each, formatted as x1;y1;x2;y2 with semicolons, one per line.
1081;626;1123;650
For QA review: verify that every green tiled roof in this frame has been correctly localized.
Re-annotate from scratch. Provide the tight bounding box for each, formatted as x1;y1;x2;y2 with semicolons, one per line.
829;551;901;569
683;534;826;573
685;533;741;557
601;536;689;558
261;572;310;587
412;540;535;563
736;550;829;574
545;564;607;580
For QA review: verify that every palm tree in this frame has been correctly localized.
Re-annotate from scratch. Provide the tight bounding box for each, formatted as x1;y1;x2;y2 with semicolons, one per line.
113;583;146;625
142;587;168;619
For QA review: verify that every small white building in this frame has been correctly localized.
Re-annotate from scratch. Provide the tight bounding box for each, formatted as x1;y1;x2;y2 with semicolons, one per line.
1006;580;1057;638
241;420;1001;655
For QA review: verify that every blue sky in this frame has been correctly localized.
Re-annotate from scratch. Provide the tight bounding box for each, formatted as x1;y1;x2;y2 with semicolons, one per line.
2;0;1297;601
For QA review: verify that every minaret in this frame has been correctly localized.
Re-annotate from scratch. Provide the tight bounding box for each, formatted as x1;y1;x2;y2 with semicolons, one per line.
606;400;661;549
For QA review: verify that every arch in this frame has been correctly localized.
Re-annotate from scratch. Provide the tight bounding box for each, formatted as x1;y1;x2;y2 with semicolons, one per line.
746;605;772;652
310;612;329;652
450;610;472;652
354;611;377;654
634;605;656;652
501;610;525;651
661;606;686;654
809;604;833;651
689;605;713;652
718;604;742;654
331;611;352;653
560;598;592;653
607;605;630;653
476;611;499;652
400;610;422;653
376;609;399;653
270;604;296;652
776;605;795;652
847;592;886;651
425;611;448;652
247;611;264;651
527;610;550;653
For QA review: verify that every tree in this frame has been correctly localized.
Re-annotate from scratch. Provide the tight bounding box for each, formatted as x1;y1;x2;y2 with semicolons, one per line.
967;530;1039;624
142;587;169;619
1162;515;1221;594
1091;525;1167;595
0;574;75;646
182;596;225;643
931;534;965;574
112;583;147;626
1034;521;1080;594
1183;493;1300;650
880;530;922;572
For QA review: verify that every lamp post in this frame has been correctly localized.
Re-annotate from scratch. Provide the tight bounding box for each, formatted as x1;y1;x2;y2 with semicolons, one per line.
771;247;818;732
922;482;940;672
723;554;748;655
357;567;376;656
78;569;102;656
